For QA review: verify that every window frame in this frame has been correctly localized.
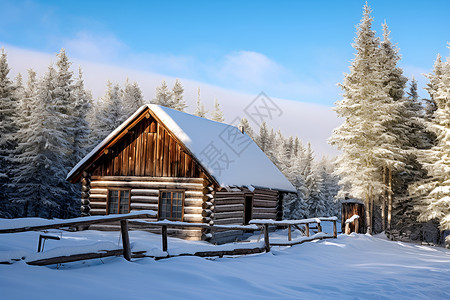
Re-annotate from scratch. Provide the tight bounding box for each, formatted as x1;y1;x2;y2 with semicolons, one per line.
158;189;185;221
106;188;131;215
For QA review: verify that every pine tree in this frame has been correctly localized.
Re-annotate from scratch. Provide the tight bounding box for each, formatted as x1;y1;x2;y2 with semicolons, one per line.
152;80;173;107
423;54;443;120
194;87;207;117
172;79;186;111
122;79;144;117
0;48;19;217
91;81;125;143
256;121;270;152
238;117;254;140
211;98;225;122
329;4;392;233
414;46;450;246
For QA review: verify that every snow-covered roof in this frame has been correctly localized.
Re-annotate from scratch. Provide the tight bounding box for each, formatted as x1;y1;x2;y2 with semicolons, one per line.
67;104;296;193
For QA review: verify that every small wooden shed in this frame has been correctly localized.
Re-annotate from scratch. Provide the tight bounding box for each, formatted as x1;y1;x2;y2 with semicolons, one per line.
341;198;366;234
67;105;296;244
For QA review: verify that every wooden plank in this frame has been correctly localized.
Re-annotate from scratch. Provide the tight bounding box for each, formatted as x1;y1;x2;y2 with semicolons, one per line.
214;198;244;205
128;131;137;176
251;213;276;219
145;132;153;176
91;181;203;190
90;188;108;194
253;207;277;214
91;176;203;183
184;198;203;207
163;130;169;177
27;249;124;266
122;134;129;176
130;203;158;210
184;207;203;214
90;202;107;209
214;211;243;220
130;196;158;203
214;204;244;213
253;200;277;208
135;123;143;176
131;189;159;196
213;218;243;225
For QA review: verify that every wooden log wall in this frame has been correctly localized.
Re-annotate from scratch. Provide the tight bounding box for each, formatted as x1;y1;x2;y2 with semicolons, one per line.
80;172;91;216
87;176;206;240
252;189;279;220
90;116;202;179
210;190;245;244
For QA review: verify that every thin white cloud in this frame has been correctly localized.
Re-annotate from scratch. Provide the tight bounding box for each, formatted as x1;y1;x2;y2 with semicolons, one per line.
62;31;128;62
2;44;341;157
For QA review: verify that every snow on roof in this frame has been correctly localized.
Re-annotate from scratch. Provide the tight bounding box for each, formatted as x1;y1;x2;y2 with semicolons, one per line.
67;104;296;192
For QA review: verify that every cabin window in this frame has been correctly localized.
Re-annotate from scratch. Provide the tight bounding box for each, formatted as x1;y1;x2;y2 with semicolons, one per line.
159;190;184;221
108;190;130;214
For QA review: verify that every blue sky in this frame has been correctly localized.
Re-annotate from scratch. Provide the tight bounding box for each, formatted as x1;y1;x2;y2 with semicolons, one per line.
1;0;449;106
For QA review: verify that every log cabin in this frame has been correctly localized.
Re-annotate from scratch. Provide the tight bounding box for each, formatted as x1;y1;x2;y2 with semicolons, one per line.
67;104;296;244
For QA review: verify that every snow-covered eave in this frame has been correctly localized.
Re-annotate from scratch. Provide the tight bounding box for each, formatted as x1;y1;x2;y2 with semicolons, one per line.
250;185;296;194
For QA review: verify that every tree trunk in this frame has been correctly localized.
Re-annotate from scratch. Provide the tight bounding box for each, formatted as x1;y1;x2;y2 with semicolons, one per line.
387;167;393;231
381;166;386;232
365;192;372;234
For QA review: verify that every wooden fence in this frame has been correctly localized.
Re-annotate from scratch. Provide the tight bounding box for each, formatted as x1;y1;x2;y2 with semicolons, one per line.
0;212;338;265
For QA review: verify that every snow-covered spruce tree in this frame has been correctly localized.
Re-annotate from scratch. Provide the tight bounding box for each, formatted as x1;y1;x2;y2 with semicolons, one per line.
413;46;450;246
14;66;70;217
122;79;144;117
329;4;393;233
377;21;409;233
172;79;186;112
255;121;270;152
211;98;225;122
152;80;173;107
391;77;432;240
316;156;341;217
423;55;443;120
0;48;19;217
11;69;38;216
302;143;327;217
194;87;207;118
91;81;125;144
238;117;254;140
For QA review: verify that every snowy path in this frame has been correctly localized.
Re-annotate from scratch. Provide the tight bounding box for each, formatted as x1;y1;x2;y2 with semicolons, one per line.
0;228;449;299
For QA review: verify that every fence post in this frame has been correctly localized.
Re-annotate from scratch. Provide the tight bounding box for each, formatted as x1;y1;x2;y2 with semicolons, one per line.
264;224;270;252
120;220;131;261
288;225;292;241
305;223;310;237
317;222;322;233
162;225;168;252
333;220;337;238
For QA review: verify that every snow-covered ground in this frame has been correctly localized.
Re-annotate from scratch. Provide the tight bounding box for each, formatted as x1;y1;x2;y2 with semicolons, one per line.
0;222;449;300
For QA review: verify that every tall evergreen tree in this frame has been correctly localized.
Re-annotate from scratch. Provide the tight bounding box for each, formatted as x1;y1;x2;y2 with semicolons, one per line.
122;79;144;117
423;54;443;120
152;80;173;107
211;98;225;122
91;81;125;143
0;48;19;217
172;79;186;112
238;117;254;140
194;87;207;117
329;4;393;233
414;46;450;247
